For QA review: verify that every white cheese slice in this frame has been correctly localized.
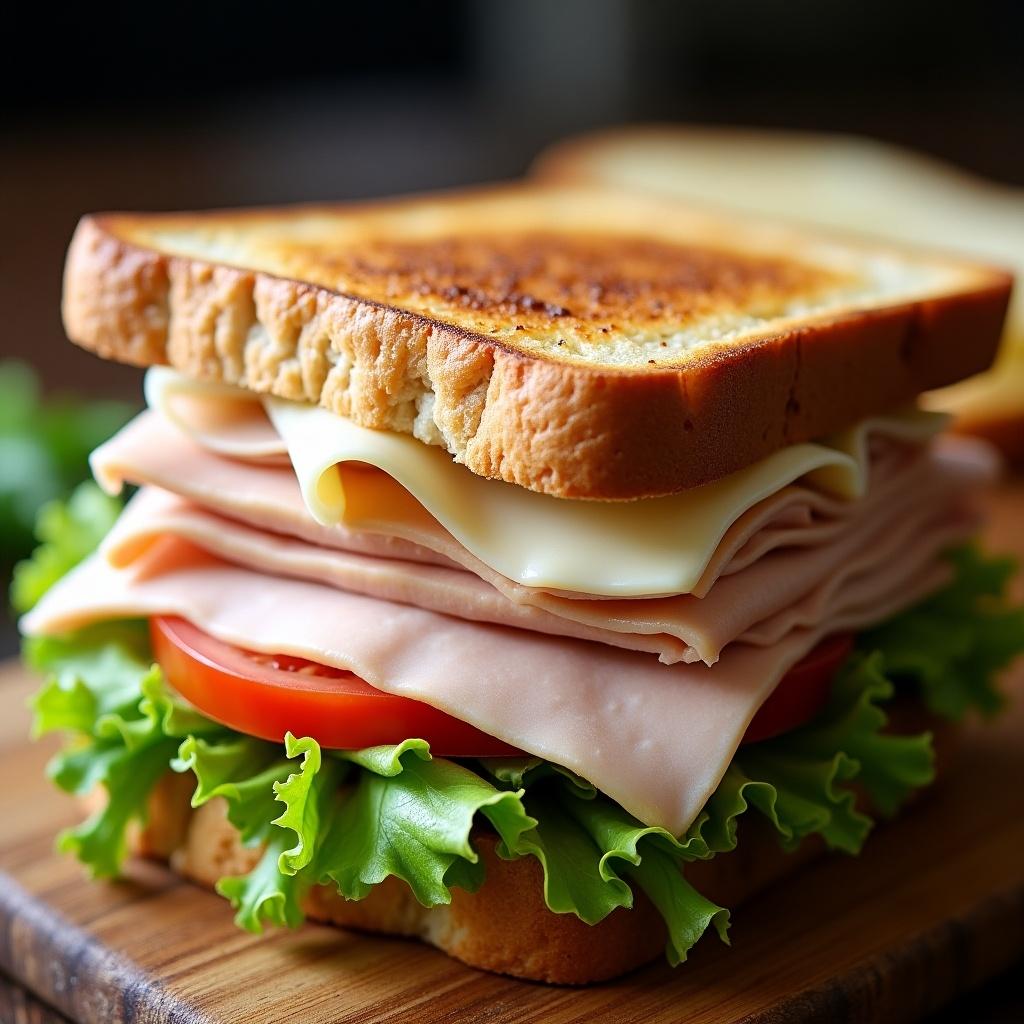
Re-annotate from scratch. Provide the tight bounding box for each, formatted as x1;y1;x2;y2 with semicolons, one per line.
144;367;948;597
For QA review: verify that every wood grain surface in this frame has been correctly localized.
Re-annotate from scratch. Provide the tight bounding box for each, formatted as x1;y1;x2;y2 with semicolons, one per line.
0;974;70;1024
0;484;1021;1024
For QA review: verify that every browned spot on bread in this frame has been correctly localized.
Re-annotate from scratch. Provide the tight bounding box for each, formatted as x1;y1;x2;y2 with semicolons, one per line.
279;232;846;355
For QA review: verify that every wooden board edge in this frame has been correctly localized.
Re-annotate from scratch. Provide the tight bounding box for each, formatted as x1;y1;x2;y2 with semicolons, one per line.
0;870;207;1024
756;883;1024;1022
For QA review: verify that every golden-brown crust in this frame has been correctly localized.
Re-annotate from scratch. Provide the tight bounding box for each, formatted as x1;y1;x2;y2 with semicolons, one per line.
62;186;1011;499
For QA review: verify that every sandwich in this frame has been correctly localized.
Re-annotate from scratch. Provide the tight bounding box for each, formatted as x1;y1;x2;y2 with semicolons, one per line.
16;184;1024;984
535;126;1024;463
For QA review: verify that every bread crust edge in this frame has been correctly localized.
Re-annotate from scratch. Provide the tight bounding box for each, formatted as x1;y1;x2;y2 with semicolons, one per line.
62;214;1011;500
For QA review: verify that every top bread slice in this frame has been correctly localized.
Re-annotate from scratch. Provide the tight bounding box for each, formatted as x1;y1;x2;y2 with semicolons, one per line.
63;183;1011;500
535;127;1024;466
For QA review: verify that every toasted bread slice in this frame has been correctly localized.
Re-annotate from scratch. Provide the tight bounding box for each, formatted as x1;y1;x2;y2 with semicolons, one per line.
64;184;1010;499
535;128;1024;463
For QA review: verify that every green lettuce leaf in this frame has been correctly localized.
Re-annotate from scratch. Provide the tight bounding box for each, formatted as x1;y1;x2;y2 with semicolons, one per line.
734;653;934;852
10;482;122;614
627;844;731;967
274;734;341;877
208;734;342;932
317;740;536;906
54;736;181;878
500;776;734;965
859;545;1024;719
27;622;151;737
174;734;292;846
497;788;640;922
217;831;306;932
29;622;222;877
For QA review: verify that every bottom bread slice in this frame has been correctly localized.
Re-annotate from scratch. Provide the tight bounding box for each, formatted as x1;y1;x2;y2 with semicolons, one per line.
127;709;956;985
131;774;820;984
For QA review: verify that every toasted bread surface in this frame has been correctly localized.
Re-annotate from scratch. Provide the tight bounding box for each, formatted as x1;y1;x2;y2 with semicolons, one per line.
535;128;1024;461
63;185;1010;498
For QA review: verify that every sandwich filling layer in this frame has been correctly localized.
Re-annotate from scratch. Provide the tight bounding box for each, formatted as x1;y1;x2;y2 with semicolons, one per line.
24;375;995;834
90;418;989;665
17;487;1024;968
141;367;951;596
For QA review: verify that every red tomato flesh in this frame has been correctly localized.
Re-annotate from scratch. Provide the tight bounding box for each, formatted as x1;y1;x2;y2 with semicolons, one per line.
742;632;854;745
150;616;853;756
149;616;523;757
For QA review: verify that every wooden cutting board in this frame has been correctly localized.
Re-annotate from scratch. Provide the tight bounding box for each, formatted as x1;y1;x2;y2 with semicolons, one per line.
1;486;1022;1024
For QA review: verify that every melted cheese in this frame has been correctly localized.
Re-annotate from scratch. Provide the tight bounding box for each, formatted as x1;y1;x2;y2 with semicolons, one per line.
145;367;948;597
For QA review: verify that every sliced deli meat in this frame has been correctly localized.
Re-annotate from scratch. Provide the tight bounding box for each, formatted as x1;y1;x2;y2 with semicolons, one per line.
102;479;979;665
22;533;953;836
92;410;994;663
104;488;680;661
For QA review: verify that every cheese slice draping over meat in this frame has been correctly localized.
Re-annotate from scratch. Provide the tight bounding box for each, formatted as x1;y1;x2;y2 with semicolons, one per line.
143;366;949;597
92;412;993;663
100;473;979;665
21;536;952;835
94;411;898;601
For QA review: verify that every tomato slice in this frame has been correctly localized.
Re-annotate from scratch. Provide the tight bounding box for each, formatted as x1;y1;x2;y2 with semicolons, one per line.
151;616;853;758
741;633;854;745
149;616;523;757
